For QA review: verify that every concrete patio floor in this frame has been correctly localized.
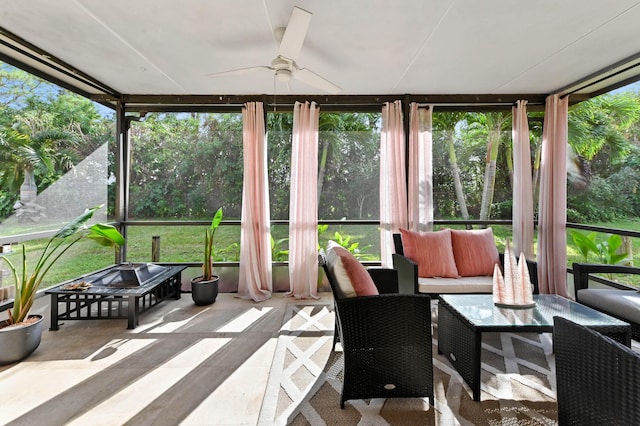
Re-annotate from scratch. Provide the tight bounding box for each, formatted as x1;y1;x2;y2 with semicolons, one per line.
0;291;332;425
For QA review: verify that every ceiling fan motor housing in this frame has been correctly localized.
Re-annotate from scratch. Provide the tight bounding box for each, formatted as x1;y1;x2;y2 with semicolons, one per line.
276;68;292;82
272;57;293;82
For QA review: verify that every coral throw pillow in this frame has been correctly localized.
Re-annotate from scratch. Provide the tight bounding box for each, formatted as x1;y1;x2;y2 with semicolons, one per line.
399;228;459;278
326;240;378;298
450;228;500;277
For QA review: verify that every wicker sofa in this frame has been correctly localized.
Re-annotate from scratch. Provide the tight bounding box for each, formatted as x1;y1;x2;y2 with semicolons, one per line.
392;231;539;296
572;262;640;340
319;242;434;408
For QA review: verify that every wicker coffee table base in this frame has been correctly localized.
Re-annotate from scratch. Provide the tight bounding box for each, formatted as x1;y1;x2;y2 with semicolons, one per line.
438;295;631;401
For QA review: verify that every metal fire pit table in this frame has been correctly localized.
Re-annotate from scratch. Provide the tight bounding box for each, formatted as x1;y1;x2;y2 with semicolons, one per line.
46;263;187;329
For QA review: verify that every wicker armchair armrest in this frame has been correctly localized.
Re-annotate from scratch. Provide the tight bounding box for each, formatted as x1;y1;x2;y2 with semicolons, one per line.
554;316;640;424
572;262;640;300
392;253;419;294
367;268;399;294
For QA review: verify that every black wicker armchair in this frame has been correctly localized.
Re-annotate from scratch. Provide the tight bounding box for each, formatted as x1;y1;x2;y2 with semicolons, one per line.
319;251;434;408
572;262;640;340
554;316;640;425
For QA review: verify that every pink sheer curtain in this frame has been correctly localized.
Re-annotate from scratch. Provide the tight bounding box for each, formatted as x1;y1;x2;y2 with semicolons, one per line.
288;101;320;299
237;102;272;302
380;100;408;267
512;100;534;259
408;103;433;232
537;95;569;296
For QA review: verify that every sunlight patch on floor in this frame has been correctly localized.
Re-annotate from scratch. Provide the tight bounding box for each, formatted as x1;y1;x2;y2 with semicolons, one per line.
66;338;231;426
182;337;278;425
218;307;274;333
0;338;155;423
132;307;212;334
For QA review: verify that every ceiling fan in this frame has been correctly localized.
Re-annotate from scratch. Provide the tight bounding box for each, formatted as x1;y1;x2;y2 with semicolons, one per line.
207;6;341;95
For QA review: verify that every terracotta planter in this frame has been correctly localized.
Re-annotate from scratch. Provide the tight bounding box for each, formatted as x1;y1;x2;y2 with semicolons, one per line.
191;276;219;305
0;314;44;365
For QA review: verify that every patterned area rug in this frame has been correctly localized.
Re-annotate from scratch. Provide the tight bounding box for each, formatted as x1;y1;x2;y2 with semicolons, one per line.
259;302;558;425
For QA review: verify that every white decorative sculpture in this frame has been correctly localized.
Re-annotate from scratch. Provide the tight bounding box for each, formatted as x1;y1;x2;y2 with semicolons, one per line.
493;239;535;307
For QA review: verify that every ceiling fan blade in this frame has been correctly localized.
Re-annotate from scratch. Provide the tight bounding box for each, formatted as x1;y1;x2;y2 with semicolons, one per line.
293;68;341;94
206;66;271;78
278;6;312;61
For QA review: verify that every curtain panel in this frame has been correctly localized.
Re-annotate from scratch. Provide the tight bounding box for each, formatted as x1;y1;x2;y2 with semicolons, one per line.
537;95;569;296
408;103;433;232
288;101;320;299
512;100;534;259
237;102;273;302
380;100;408;267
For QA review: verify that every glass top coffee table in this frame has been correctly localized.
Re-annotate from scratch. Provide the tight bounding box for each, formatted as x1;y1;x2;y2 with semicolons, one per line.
438;294;631;401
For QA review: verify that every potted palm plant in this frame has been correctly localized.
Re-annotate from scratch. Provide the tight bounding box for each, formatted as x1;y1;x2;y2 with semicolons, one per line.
191;207;223;305
0;205;124;364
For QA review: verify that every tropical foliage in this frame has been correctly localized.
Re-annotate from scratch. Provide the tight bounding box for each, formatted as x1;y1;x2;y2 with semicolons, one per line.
202;207;223;281
0;206;124;325
3;62;640;266
570;230;629;266
0;65;114;218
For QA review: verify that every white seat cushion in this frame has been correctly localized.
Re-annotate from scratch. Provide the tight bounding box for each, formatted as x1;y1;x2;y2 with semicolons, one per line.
417;276;493;294
578;288;640;324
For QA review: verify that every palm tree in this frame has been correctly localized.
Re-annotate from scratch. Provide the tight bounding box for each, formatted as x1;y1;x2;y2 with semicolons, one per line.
467;112;511;223
434;112;471;223
568;92;640;175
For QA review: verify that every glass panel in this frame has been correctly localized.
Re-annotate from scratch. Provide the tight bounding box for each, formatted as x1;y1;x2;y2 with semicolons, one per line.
0;64;115;289
565;86;640;269
0;85;114;240
1;237;117;289
270;223;289;262
124;224;241;263
432;110;541;222
267;113;293;221
431;110;540;258
317;117;381;221
128;113;242;220
318;224;380;261
267;112;381;221
268;111;382;260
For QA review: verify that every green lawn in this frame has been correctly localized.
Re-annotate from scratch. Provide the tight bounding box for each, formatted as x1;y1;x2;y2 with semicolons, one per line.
3;219;640;290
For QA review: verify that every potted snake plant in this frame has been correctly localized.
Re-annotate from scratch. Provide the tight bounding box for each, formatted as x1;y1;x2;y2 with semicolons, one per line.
0;205;124;364
191;207;222;305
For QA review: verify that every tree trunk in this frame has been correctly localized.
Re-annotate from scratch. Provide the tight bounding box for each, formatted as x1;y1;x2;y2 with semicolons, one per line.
505;141;513;190
479;130;500;225
622;236;634;266
317;139;330;206
446;132;470;227
357;195;366;219
532;139;542;207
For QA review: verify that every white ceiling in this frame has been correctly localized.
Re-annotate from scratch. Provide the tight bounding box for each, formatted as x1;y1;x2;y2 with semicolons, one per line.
1;0;640;105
